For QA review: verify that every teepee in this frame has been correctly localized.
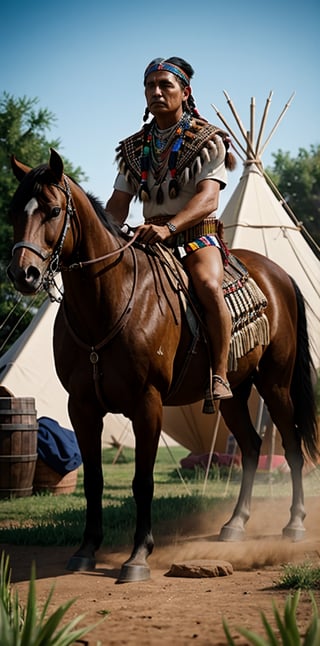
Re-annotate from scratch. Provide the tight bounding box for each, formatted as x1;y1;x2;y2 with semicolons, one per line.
213;91;320;369
162;91;320;459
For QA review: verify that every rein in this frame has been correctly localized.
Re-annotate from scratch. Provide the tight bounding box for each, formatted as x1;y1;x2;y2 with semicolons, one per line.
62;245;138;352
44;177;141;270
66;229;141;270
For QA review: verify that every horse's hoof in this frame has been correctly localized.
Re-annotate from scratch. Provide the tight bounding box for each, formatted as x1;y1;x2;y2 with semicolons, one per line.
116;563;150;583
66;555;96;571
219;525;245;542
282;526;306;542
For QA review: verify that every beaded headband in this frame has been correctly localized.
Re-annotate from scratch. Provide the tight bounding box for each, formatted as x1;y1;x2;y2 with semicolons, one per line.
144;60;190;87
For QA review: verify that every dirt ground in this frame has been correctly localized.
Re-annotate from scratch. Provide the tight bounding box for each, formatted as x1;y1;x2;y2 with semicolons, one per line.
3;496;320;645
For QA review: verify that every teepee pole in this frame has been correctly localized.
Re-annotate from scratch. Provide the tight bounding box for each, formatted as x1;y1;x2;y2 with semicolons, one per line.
211;103;248;160
160;432;192;495
202;410;221;495
250;96;255;150
255;91;273;157
223;90;256;159
259;92;295;157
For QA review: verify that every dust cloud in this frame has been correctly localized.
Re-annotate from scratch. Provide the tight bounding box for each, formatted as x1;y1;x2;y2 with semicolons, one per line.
148;495;320;571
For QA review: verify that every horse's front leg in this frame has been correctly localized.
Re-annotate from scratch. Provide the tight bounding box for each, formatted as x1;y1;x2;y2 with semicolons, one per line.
67;404;104;572
117;387;162;583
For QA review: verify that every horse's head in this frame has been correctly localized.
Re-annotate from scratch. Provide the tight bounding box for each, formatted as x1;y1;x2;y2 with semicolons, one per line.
7;149;72;296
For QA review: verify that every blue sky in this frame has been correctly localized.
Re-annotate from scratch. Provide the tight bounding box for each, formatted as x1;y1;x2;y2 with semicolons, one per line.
1;0;319;220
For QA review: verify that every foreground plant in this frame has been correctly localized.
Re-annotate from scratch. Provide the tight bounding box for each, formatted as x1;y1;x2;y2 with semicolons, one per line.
276;562;320;590
223;589;320;645
0;550;103;645
0;552;23;631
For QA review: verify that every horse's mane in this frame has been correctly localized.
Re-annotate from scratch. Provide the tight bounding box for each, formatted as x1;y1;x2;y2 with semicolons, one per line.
85;191;122;237
64;174;124;238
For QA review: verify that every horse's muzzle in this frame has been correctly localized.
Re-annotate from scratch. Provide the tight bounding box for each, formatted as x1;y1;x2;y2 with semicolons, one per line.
7;259;42;295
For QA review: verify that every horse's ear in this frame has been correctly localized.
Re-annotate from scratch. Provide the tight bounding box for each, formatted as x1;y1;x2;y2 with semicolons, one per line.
49;148;64;181
11;155;31;182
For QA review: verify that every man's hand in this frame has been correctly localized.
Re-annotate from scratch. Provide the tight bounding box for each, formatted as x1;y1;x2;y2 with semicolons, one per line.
136;223;172;244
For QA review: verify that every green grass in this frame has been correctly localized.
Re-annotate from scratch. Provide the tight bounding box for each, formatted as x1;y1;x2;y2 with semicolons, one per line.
276;562;320;590
0;446;319;547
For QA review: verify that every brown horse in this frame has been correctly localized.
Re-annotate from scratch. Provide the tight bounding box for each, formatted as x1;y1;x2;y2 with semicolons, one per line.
7;149;318;583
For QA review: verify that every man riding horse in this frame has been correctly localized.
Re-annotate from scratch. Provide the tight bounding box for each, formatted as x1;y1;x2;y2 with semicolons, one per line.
106;56;236;402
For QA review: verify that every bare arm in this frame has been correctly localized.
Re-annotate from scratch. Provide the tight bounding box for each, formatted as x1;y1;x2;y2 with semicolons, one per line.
167;178;220;233
105;189;133;226
136;179;220;244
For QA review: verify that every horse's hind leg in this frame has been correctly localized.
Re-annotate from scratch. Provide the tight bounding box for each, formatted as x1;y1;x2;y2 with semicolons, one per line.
117;386;162;583
219;380;262;541
261;384;306;541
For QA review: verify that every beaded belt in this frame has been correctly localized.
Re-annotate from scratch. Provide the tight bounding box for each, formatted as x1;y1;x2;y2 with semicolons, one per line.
146;216;218;243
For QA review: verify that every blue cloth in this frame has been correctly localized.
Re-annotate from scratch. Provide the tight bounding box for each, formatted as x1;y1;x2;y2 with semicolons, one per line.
37;416;82;475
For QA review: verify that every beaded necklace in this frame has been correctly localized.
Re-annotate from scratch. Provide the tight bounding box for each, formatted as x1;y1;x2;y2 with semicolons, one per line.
139;112;191;204
153;123;177;154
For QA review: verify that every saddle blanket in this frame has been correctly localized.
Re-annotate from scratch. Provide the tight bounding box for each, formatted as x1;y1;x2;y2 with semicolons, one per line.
156;246;270;371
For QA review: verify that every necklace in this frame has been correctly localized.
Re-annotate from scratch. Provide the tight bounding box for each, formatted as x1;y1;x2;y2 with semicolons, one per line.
153;123;177;155
139;113;191;204
150;124;179;179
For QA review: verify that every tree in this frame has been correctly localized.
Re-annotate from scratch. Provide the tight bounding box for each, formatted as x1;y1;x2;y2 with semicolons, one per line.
266;145;320;253
0;93;87;354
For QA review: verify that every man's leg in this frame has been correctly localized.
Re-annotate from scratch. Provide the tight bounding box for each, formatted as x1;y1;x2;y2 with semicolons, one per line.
184;246;232;399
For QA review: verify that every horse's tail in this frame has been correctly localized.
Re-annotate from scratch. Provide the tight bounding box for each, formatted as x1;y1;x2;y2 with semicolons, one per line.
290;278;318;462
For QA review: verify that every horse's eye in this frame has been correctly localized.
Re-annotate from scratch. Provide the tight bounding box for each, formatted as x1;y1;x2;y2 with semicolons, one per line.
51;207;61;218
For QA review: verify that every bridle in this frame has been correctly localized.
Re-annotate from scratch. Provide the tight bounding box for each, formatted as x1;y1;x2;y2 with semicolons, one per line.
11;175;139;303
11;177;73;302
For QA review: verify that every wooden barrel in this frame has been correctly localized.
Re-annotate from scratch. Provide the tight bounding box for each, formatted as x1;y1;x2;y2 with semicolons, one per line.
33;458;78;495
0;397;38;498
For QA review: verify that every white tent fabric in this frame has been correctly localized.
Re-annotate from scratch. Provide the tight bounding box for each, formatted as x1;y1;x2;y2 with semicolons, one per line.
0;299;177;448
222;163;320;368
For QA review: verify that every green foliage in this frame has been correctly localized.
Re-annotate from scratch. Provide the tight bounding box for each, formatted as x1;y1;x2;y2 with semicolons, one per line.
223;590;320;645
266;145;320;252
0;92;87;354
0;551;103;645
276;562;320;590
0;94;59;266
0;552;21;629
